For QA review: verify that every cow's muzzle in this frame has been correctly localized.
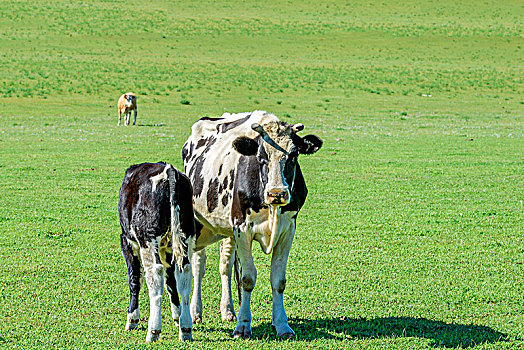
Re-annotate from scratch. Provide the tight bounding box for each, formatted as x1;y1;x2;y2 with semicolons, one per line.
267;188;290;205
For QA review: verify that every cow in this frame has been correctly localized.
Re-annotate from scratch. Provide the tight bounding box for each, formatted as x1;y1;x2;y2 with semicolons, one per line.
182;111;322;339
117;92;137;126
118;162;196;342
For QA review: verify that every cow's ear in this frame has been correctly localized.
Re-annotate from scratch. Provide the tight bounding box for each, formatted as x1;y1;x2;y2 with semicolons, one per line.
299;134;323;154
232;136;258;156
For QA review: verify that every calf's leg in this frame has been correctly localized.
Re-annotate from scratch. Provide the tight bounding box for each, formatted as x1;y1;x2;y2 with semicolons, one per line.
165;254;181;324
140;241;164;342
121;234;141;330
175;262;193;341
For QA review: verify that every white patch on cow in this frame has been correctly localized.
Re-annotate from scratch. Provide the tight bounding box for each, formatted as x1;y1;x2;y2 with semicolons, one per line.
150;165;169;193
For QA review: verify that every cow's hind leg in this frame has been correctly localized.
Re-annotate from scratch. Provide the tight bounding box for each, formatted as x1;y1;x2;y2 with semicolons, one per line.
133;109;137;125
190;248;206;323
140;240;164;342
175;258;193;341
121;234;141;330
219;238;237;322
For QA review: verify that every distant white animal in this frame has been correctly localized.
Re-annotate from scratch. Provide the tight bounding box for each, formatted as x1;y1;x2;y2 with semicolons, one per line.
117;92;137;126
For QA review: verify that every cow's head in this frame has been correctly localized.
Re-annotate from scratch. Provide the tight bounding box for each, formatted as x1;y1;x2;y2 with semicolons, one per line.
124;94;135;107
232;121;322;206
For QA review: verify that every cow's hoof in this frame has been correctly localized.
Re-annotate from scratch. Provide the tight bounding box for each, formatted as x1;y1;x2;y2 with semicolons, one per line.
146;330;161;342
233;325;252;339
222;311;237;322
192;315;202;324
179;328;193;341
278;332;296;340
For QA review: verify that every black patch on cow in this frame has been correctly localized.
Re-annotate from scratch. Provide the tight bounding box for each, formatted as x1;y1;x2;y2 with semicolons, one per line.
281;163;307;214
233;136;259;156
219;114;251;133
206;177;220;213
231;155;266;224
196;138;207;149
199;116;224;121
188;156;205;198
221;193;229;207
218;164;223;176
229;169;235;190
182;141;194;164
222;175;228;191
291;133;323;155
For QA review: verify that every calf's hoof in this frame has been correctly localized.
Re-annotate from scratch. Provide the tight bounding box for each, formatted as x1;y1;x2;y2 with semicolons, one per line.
233;325;252;339
125;319;139;331
221;311;237;322
179;328;193;341
146;330;161;342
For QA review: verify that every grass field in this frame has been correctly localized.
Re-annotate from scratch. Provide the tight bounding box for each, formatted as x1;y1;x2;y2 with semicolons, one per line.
0;0;523;348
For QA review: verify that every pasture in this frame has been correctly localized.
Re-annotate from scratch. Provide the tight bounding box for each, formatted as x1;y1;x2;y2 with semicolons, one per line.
0;0;523;348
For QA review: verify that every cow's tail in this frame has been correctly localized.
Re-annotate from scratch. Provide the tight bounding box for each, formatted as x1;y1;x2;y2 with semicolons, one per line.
233;250;242;307
166;164;186;270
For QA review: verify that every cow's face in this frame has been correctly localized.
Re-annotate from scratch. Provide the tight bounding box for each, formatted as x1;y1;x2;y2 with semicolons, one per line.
233;121;322;206
124;94;135;107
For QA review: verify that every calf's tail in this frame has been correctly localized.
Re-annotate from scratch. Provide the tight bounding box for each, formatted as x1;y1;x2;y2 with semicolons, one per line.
166;164;186;270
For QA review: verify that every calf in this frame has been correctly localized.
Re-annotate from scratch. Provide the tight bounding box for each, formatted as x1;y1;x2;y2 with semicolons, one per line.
117;92;138;126
118;162;195;342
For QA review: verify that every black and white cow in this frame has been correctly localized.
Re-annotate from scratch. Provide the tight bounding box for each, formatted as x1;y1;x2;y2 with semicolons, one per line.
182;111;322;338
118;162;196;342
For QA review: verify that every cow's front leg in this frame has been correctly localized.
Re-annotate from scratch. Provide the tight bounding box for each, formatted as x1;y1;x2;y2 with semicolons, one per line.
219;237;237;322
233;228;256;339
190;249;206;323
118;111;122;126
270;224;295;339
133;109;137;125
140;241;164;342
125;112;130;126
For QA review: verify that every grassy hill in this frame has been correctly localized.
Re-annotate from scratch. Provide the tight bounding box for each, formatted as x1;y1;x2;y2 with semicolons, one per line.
0;0;522;348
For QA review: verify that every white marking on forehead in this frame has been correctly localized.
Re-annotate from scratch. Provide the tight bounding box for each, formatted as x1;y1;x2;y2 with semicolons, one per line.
150;164;171;192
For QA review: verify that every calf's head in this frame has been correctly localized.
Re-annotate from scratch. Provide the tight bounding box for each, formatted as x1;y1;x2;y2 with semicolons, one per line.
124;94;136;107
232;121;322;206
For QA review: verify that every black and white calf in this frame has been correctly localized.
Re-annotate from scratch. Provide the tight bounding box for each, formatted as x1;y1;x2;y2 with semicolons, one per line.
182;111;322;338
118;162;196;342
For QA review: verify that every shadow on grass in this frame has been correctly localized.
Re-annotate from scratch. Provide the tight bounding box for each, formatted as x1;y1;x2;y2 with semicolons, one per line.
136;123;165;127
248;316;509;348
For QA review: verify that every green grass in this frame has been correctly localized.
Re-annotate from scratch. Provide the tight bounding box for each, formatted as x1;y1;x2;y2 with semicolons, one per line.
0;0;523;348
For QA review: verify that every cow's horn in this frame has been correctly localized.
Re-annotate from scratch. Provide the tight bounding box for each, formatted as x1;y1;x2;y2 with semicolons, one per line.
292;123;304;132
251;123;264;134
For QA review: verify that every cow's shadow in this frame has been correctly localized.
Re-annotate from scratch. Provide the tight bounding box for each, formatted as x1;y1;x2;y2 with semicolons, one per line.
244;316;509;348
